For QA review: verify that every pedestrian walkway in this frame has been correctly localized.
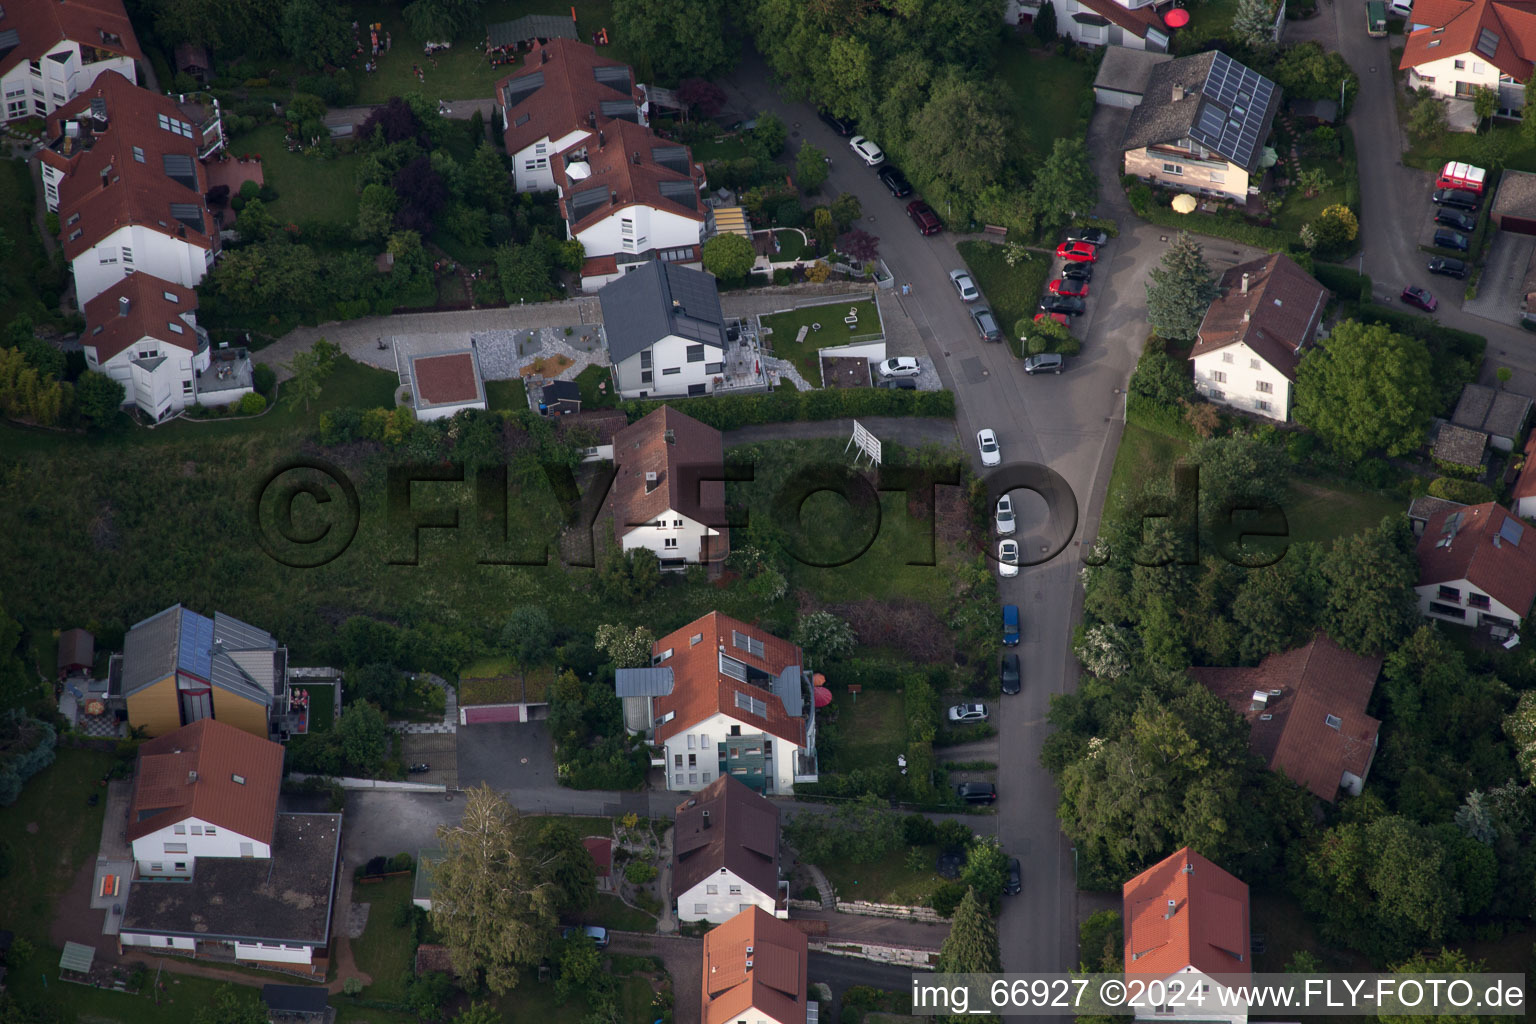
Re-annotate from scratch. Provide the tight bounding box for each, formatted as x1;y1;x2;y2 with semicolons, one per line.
804;862;836;910
391;673;458;735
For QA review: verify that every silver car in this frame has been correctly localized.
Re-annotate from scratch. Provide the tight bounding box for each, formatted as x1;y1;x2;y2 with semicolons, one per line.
995;494;1016;535
949;269;980;302
947;703;990;723
997;539;1019;578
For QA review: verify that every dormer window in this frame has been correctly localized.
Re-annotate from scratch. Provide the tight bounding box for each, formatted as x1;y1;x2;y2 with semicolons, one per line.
231;774;245;785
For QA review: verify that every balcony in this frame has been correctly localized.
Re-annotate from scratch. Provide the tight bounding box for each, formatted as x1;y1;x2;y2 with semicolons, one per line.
792;748;818;785
775;879;790;919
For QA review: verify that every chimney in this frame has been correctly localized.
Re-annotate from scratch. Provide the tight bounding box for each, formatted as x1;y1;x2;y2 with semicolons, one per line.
589;111;597;128
645;470;658;493
1241;272;1250;294
599;129;605;147
540;48;549;64
701;809;711;829
664;428;675;444
1172;85;1185;103
611;190;618;205
1241;310;1250;324
100;169;110;189
1164;899;1177;919
1182;862;1194;874
187;770;198;783
119;296;130;316
633;151;641;165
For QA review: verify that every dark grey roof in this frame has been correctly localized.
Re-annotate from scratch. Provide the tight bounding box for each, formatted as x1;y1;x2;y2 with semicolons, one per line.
121;604;279;705
598;261;726;364
543;379;581;403
1432;423;1488;468
1288;98;1338;122
772;665;803;719
121;605;182;696
261;985;328;1014
1094;48;1172;98
1073;13;1111;25
616;667;674;698
162;153;196;190
1452;383;1533;439
1408;495;1466;523
1122;51;1281;173
0;29;20;60
487;15;579;48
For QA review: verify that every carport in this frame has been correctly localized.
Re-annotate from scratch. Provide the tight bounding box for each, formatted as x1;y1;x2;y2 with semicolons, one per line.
463;705;521;723
1465;169;1536;325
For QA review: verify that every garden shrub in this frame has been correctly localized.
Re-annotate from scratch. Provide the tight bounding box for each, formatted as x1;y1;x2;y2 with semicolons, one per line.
1313;263;1372;304
237;393;267;415
1427;477;1495;504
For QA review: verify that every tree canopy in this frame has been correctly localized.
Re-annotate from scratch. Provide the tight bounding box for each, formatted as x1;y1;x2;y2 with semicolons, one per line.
613;0;736;84
702;232;756;280
1295;320;1436;459
1145;232;1219;342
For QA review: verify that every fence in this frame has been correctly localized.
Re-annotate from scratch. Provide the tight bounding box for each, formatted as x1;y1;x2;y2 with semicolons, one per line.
834;900;949;923
286;772;446;792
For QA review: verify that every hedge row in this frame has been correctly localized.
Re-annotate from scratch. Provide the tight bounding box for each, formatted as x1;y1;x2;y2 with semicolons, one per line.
622;385;955;428
1125;182;1297;251
1313;263;1372;304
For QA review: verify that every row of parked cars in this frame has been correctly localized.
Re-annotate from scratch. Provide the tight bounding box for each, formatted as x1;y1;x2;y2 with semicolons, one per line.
819;109;947;238
1404;162;1487;311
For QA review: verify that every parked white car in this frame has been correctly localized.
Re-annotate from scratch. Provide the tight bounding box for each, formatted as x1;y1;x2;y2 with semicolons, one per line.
995;494;1015;535
878;356;921;378
947;703;990;723
949;269;980;302
976;428;1001;467
997;539;1019;577
849;135;885;166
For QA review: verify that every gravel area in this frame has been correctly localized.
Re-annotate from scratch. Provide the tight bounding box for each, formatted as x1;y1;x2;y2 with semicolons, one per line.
465;324;607;381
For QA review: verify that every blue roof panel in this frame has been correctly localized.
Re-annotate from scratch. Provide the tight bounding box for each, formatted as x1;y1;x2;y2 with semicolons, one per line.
177;608;214;679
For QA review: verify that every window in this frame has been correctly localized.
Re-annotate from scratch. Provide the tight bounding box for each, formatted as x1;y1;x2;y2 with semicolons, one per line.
657;648;673;662
690;632;704;646
149;862;163;873
640;371;653;383
675;773;684;785
687;734;695;749
701;772;711;782
1209;171;1225;184
734;691;767;717
1438;585;1461;601
688;754;697;767
173;824;186;835
1209;389;1225;401
190;825;201;835
1222;352;1233;363
640;351;652;369
662;367;681;375
686;344;705;362
1250;358;1261;369
673;519;683;528
205;827;215;836
121;246;132;264
68;228;82;241
729;885;742;895
163;290;179;302
1163;163;1183;176
157;113;193;138
1324;714;1342;730
1255;380;1273;394
99;249;118;265
239;842;254;857
705;361;723;375
694;903;708;913
1210;370;1227;383
732;631;765;657
1455;59;1467;70
707;884;718;894
674;754;683;767
689;772;698;784
1255;399;1272;412
174;862;186;871
1468;594;1491;610
168;322;184;334
664;537;678;549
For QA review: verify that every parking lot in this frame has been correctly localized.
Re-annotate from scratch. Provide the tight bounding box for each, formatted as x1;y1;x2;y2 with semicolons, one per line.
455;720;559;791
401;732;458;789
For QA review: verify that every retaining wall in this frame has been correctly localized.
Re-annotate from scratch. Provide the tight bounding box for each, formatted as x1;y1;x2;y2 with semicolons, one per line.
287;772;446;792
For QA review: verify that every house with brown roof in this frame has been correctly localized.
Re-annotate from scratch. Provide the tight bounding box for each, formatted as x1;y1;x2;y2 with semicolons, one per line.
117;719;342;973
701;907;810;1024
1416;501;1536;629
1190;254;1327;422
610;405;728;568
0;0;141;123
493;39;706;270
1512;432;1536;518
673;775;787;923
1052;0;1172;52
1188;633;1383;802
1123;848;1250;1024
37;71;219;307
615;611;817;794
82;272;251;420
1122;51;1282;203
1451;382;1533;451
1400;0;1534;115
401;347;486;421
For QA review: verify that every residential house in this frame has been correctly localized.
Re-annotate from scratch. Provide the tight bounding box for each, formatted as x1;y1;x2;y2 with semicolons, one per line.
701;907;811;1024
1123;847;1251;1024
38;71;219;306
600;261;727;399
1400;0;1531;117
609;405;728;568
1512;432;1536;518
1416;501;1536;629
401;347;487;422
1122;51;1282;203
1408;495;1468;535
552;408;626;462
108;604;294;740
118;720;340;972
615;611;817;794
673;775;787;923
1451;382;1533;451
82;272;251;420
1188;633;1383;802
1190;254;1328;421
1053;1;1171;52
493;39;706;268
0;0;141;123
1094;48;1174;108
541;379;582;415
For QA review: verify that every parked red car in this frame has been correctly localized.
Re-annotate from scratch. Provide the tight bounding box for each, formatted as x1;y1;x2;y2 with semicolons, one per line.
1056;241;1098;263
906;200;941;236
1034;312;1070;326
1049;277;1089;298
1401;285;1438;312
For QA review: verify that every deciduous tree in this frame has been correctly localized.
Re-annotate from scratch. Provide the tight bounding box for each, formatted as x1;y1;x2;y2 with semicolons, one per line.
1319;516;1420;655
334;701;389;776
1295;320;1435;459
796;142;829;194
279;0;350;70
792;611;856;665
594;623;655;669
1030;138;1097;235
1145;232;1219;342
501;606;555;681
73;370;124;429
613;0;736;84
701;232;756;280
192;985;270;1024
905;73;1012;217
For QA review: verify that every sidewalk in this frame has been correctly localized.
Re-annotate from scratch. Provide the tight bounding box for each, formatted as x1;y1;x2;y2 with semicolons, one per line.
791;907;950;950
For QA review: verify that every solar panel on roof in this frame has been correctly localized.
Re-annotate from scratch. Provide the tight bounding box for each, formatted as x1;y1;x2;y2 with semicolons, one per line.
503;71;543;108
651;145;690;173
1477;28;1499;58
0;29;20;59
1499;516;1525;546
600;99;639;122
593;65;630;91
568;186;607;223
178;608;214;678
658;178;697;209
163;153;197;189
90;97;107;120
1191;52;1275;169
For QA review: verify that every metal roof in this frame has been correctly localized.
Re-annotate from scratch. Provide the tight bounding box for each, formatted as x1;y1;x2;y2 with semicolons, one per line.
59;942;95;975
487;15;579;48
615;666;675;698
599;261;726;365
261;985;329;1015
772;666;803;719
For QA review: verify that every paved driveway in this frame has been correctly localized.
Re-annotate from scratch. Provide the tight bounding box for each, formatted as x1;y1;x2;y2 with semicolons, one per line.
401;732;458;788
1463;231;1536;325
457;720;559;791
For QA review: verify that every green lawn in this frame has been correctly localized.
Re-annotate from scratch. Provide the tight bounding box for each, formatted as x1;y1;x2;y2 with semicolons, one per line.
0;158;54;325
1103;421;1187;523
692;135;751;162
351;876;418;1002
1282;478;1404;547
303;681;336;732
577;892;658;933
1171;0;1241;53
823;689;905;773
575;362;619;408
819;844;944;905
486;377;530;412
759;299;882;384
493;974;600;1024
956;240;1054;357
618;973;659;1024
1271;125;1358;244
0;748;115;946
228;125;363;226
773;229;808;262
995;39;1096;169
6;955;262;1024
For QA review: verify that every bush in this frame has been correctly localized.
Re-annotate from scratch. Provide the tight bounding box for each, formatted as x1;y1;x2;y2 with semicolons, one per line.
1313;263;1372;304
237;392;267;415
1427;476;1496;504
253;363;277;395
776;200;806;228
389;851;415;873
625;861;659;885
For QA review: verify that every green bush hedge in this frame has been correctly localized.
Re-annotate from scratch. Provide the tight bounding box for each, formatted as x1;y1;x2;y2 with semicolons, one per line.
1313;263;1372;304
1342;302;1486;408
1427;477;1495;504
622;386;955;428
1125;181;1297;250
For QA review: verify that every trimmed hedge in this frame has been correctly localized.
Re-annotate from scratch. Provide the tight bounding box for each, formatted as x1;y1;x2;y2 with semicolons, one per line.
1313;263;1372;304
1126;182;1297;251
622;386;955;428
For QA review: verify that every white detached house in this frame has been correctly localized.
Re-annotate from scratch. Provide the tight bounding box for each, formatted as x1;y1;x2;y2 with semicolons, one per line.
600;260;727;400
1400;0;1532;117
1415;501;1536;630
1190;253;1328;422
610;405;729;569
672;775;787;923
0;0;141;123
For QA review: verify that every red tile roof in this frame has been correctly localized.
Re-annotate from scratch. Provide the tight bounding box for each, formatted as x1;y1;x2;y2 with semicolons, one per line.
581;254;619;278
1123;848;1250;980
582;836;613;876
554;118;705;235
82;272;198;364
411;351;481;405
1192;254;1329;381
126;719;283;846
495;38;638;157
612;405;726;541
1400;0;1536;80
1512;432;1536;501
1077;0;1168;37
0;0;142;80
48;72;214;260
1188;633;1383;802
672;775;780;900
1416;501;1536;617
651;612;804;747
702;907;807;1024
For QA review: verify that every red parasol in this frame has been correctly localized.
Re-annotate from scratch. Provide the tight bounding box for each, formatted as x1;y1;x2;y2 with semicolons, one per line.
813;686;833;708
1164;8;1190;27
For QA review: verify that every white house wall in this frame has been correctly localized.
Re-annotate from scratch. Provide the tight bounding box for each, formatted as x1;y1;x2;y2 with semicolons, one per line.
574;204;702;261
234;941;315;964
621;506;714;565
1130;967;1247;1024
1408;52;1503;101
614;332;723;399
415;398;484;422
1415;580;1524;626
677;867;775;923
1516;494;1536;519
120;932;196;952
662;711;802;794
1191;344;1294;422
71;225;210;307
2;46;137;123
92;334;206;420
511;137;558;192
131;815;269;877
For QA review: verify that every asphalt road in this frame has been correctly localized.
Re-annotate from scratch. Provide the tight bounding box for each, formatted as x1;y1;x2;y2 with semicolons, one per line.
808;952;917;1023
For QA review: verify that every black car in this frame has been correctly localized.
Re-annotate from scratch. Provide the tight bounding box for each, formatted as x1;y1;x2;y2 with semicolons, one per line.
876;377;916;390
956;782;997;804
1061;262;1093;282
971;307;1002;343
1427;256;1468;279
1005;858;1022;896
877;165;912;198
1066;227;1109;247
818;109;856;136
1433;188;1480;211
1435;208;1477;232
1433;228;1470;252
1039;295;1087;316
1000;653;1020;695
